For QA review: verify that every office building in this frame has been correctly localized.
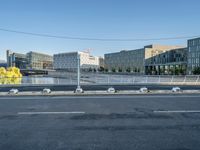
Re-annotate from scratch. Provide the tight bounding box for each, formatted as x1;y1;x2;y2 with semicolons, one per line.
6;50;27;69
26;51;53;69
6;50;53;70
104;45;183;74
187;37;200;74
145;47;187;75
53;51;100;71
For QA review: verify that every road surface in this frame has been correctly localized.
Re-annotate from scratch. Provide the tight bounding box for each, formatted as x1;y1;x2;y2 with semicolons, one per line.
0;95;200;150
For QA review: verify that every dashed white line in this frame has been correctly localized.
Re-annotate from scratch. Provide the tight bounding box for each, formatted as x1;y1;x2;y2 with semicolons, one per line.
154;110;200;113
17;111;85;115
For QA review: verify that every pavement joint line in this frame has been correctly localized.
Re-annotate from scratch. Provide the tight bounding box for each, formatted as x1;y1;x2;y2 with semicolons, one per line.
17;112;86;115
1;95;200;100
154;110;200;113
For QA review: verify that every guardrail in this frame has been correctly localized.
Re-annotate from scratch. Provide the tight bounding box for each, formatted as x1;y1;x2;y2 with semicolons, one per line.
82;75;200;85
0;75;200;85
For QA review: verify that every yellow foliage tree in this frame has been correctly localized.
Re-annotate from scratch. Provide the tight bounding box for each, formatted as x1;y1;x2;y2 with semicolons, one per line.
0;67;22;84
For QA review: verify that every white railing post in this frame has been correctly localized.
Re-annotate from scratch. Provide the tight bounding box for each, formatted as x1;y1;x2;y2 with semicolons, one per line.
170;76;174;85
195;76;199;85
146;76;148;83
183;76;186;85
57;78;59;85
132;76;135;84
120;76;123;84
94;75;97;84
158;76;161;84
107;75;110;84
70;75;73;84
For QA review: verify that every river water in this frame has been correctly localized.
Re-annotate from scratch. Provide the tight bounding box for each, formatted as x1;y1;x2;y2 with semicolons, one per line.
22;76;77;85
0;76;77;85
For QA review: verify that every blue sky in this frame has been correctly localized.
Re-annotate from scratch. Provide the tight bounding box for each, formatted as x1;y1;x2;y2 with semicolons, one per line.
0;0;200;60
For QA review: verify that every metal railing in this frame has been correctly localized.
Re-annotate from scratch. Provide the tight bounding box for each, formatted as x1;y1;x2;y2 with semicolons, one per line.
81;74;200;85
0;75;200;85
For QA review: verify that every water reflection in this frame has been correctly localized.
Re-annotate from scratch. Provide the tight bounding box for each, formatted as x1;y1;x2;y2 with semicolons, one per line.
0;76;78;85
21;76;77;85
0;77;22;85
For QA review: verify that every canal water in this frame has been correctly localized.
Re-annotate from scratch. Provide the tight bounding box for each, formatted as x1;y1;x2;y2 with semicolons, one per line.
22;76;77;85
0;76;77;85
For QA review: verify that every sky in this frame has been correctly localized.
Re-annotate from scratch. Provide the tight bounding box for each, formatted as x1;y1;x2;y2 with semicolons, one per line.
0;0;200;60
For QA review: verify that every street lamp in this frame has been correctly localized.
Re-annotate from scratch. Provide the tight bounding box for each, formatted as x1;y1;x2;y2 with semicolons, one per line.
75;53;83;93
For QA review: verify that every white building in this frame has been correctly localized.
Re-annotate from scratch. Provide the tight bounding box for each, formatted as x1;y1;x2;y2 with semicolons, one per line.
53;51;100;71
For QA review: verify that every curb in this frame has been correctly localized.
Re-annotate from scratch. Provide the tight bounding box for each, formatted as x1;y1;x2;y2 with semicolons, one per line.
1;90;200;96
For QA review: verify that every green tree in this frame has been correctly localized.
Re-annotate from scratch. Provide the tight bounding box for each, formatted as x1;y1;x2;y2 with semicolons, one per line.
175;68;180;75
118;68;122;72
193;67;200;75
112;68;116;73
89;67;92;72
98;66;104;72
126;67;131;73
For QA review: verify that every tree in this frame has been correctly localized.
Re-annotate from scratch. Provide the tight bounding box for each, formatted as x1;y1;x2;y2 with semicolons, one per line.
89;67;92;72
169;68;174;75
126;67;131;73
180;67;186;75
112;68;116;73
98;66;104;72
193;67;200;75
118;68;122;72
175;68;180;75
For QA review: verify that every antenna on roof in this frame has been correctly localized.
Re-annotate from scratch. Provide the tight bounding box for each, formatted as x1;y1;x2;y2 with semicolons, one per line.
83;48;93;54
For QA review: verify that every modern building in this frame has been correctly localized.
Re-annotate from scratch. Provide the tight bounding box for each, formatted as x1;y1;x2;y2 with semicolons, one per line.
145;47;187;75
187;37;200;74
105;48;145;73
104;45;183;74
6;50;27;69
53;51;100;71
6;50;53;70
26;51;53;70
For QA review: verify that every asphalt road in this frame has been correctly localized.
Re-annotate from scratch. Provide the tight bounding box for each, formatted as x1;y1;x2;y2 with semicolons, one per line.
0;95;200;150
1;84;200;92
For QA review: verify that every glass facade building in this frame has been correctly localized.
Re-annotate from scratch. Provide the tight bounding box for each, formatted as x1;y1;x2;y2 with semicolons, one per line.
6;50;27;69
187;38;200;74
145;48;187;75
104;45;184;74
27;51;53;70
6;50;53;70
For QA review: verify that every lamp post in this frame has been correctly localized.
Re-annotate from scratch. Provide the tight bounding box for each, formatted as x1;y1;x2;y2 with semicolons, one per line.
75;53;83;93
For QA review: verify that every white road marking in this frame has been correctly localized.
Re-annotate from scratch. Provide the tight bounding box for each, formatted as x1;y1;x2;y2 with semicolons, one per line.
154;110;200;113
17;111;85;115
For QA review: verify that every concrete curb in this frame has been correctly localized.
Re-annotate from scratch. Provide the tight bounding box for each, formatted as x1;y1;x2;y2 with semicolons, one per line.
1;90;200;96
